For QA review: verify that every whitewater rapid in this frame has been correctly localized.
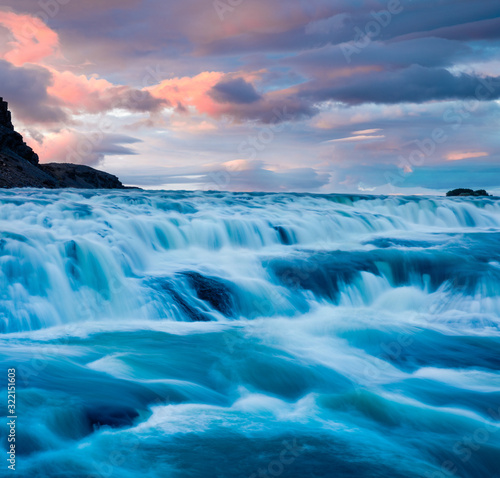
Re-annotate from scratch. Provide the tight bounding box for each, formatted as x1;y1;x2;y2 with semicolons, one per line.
1;190;499;477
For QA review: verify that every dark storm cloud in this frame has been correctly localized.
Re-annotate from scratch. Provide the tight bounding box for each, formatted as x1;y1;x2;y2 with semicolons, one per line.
287;37;477;74
214;95;317;124
398;16;500;41
0;60;67;124
199;0;500;56
209;78;261;104
298;65;500;105
97;87;168;113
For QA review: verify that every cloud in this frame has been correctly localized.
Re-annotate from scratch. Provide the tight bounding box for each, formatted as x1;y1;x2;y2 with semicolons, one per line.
446;151;489;161
352;129;382;135
0;10;60;66
47;69;168;114
147;71;225;116
1;1;500;192
148;71;314;123
209;78;261;104
298;65;500;105
325;134;385;143
119;160;331;192
199;1;500;55
399;16;500;42
0;60;67;124
39;129;141;166
207;161;331;191
0;60;165;126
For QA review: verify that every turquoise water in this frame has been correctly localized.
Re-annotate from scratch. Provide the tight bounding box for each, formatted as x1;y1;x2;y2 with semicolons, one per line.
1;190;499;477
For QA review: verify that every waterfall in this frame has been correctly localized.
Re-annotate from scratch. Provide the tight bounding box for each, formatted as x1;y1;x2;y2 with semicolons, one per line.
1;190;499;478
1;190;499;332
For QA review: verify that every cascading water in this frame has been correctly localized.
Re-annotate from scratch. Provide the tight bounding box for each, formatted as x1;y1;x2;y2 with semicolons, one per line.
1;189;499;477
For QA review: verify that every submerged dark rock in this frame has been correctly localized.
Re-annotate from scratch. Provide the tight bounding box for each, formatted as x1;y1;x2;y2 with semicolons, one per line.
85;404;139;430
182;271;235;317
154;278;213;322
446;188;490;197
0;97;126;189
273;225;294;245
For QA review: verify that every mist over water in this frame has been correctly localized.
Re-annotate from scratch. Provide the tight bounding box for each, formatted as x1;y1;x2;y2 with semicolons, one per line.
1;189;499;478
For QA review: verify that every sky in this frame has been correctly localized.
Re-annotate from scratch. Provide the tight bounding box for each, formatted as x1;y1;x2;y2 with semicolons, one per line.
0;0;500;194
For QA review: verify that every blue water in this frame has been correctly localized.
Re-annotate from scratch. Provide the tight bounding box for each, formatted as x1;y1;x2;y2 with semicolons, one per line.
1;190;499;478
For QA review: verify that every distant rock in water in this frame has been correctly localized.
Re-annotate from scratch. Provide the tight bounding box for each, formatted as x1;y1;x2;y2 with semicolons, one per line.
0;97;125;189
446;188;490;197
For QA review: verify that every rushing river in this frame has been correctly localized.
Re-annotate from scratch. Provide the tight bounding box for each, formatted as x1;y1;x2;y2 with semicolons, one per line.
0;189;499;478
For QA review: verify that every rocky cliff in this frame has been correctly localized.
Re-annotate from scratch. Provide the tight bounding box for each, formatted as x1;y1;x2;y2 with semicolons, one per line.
0;98;125;189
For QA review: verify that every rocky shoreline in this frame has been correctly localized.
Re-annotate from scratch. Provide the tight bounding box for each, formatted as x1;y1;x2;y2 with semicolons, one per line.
0;98;125;189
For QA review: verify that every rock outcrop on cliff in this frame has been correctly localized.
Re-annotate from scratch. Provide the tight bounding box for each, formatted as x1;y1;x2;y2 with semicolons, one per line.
0;98;125;189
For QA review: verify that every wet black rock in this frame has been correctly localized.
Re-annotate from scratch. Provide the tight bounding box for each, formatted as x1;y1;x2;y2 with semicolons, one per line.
182;271;235;317
446;188;490;197
85;404;139;430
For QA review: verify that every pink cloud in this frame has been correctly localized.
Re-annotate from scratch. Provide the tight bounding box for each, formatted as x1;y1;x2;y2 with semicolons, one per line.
38;129;139;165
47;70;114;110
325;134;385;143
46;68;167;115
38;129;100;164
0;12;163;117
0;10;60;66
446;151;489;161
148;71;225;115
147;71;265;118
